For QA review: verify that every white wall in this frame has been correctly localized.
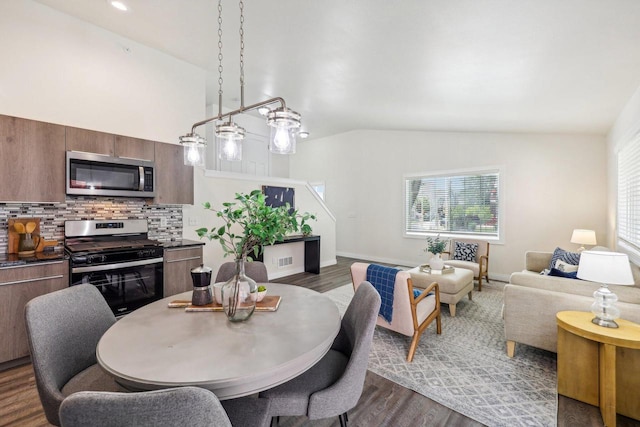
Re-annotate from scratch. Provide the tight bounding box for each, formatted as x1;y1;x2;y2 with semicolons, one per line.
0;1;205;143
291;130;607;280
182;171;337;280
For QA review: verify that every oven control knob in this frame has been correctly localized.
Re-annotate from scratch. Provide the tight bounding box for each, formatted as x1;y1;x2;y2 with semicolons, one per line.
138;249;151;257
87;255;106;264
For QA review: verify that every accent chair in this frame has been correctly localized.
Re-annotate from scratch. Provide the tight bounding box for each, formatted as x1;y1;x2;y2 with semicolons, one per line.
350;262;442;362
443;238;490;291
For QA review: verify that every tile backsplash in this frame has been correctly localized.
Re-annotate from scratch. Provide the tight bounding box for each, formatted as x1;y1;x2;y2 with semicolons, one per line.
0;197;183;254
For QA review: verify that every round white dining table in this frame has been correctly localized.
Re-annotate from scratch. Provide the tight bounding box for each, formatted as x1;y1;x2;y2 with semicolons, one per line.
96;283;341;399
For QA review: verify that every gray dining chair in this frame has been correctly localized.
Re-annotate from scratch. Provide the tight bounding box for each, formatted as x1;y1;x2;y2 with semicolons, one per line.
259;281;381;427
215;260;269;283
24;284;123;426
58;387;232;427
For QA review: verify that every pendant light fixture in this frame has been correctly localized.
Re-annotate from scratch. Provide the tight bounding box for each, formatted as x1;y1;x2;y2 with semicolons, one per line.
267;107;301;154
179;0;303;166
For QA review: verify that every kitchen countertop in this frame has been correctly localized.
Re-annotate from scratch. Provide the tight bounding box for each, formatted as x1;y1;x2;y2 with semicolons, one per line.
0;240;204;268
162;239;205;249
0;247;67;268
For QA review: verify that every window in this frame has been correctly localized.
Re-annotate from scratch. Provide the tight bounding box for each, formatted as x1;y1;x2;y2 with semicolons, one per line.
404;168;501;239
310;182;325;201
618;136;640;261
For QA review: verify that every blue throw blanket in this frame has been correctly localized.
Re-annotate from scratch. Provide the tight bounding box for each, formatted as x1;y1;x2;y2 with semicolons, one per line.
366;264;400;323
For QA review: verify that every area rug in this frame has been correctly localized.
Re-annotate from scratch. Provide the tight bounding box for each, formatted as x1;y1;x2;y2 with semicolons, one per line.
325;282;557;427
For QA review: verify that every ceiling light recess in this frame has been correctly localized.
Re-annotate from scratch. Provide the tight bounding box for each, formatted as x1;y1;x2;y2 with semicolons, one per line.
110;1;128;12
179;0;302;165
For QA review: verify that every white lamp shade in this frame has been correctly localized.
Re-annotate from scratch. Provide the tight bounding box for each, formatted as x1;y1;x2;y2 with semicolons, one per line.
577;251;634;285
571;229;597;246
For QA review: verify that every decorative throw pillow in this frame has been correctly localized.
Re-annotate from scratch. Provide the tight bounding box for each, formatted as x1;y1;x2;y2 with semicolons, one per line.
413;288;434;298
549;267;579;279
548;247;581;272
554;259;579;273
453;242;478;262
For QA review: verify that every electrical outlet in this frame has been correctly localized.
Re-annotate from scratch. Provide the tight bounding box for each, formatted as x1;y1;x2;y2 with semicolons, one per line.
160;217;167;227
188;217;197;226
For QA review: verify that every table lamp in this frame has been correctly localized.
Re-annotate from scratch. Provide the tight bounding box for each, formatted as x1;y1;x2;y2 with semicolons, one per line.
577;250;634;328
570;229;597;252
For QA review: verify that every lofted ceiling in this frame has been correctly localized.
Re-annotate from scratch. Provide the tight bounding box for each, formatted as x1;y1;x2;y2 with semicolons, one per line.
34;0;640;139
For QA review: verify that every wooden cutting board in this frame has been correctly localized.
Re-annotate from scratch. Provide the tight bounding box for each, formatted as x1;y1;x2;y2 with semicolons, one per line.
8;218;41;254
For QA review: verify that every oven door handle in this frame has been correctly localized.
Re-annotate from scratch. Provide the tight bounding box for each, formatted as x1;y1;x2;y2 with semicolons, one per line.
71;257;164;274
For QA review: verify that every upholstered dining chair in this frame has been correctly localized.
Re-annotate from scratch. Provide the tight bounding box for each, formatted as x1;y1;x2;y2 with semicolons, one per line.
443;238;490;291
58;387;232;427
215;260;269;283
350;262;441;362
259;281;381;427
24;284;123;426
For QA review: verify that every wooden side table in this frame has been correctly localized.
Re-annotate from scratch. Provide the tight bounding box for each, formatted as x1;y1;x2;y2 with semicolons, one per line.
556;311;640;427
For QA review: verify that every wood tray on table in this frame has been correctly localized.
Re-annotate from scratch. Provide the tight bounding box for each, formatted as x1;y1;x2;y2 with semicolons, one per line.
168;295;282;312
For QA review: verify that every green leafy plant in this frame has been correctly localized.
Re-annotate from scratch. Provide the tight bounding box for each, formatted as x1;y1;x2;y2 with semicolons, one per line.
196;189;316;260
425;234;447;255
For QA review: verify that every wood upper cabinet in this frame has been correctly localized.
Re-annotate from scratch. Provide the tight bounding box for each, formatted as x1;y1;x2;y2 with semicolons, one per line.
164;246;203;297
0;260;69;364
0;115;66;202
115;135;155;161
154;142;194;205
65;126;115;156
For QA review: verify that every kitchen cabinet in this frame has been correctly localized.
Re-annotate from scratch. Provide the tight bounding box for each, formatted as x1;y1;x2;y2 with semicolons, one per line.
154;142;194;205
115;135;155;161
0;260;69;365
0;115;66;203
65;126;115;156
66;128;155;162
164;246;203;297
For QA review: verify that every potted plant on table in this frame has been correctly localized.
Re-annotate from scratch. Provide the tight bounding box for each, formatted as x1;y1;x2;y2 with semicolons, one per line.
425;234;447;270
196;189;315;322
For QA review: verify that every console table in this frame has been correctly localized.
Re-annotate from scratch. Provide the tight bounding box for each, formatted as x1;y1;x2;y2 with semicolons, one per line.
557;311;640;427
256;234;320;274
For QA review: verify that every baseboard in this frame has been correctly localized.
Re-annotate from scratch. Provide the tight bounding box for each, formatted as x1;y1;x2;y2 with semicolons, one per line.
321;258;337;268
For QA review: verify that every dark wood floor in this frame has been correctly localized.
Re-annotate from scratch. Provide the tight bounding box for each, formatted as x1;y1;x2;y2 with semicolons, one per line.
1;256;638;426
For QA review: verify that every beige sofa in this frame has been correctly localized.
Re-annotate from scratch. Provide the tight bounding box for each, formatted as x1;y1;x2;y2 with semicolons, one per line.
503;250;640;357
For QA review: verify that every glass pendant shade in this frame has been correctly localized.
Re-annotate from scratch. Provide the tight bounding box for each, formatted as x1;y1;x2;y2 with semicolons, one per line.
267;108;301;155
179;133;206;167
216;123;245;162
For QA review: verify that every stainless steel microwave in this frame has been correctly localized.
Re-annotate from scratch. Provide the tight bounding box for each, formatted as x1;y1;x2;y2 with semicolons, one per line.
66;151;156;198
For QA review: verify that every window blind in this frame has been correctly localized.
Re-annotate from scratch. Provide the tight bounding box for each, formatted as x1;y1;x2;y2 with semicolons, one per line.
405;169;500;238
618;136;640;254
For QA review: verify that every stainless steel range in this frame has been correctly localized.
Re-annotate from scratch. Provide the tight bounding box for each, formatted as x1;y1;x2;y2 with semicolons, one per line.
65;219;164;316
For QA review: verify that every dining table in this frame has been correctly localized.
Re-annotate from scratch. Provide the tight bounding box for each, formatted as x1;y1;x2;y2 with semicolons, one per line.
96;282;341;400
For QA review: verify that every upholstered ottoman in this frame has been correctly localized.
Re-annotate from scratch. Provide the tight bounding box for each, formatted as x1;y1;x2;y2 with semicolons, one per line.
408;266;474;317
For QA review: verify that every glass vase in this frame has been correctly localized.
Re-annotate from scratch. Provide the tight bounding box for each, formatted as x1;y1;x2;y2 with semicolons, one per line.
221;258;257;322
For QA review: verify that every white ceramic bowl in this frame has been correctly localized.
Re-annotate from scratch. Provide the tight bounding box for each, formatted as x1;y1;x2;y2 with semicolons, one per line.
256;290;267;302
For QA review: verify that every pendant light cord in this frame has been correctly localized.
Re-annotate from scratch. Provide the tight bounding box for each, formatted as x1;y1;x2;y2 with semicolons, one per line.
217;0;224;117
239;0;245;111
